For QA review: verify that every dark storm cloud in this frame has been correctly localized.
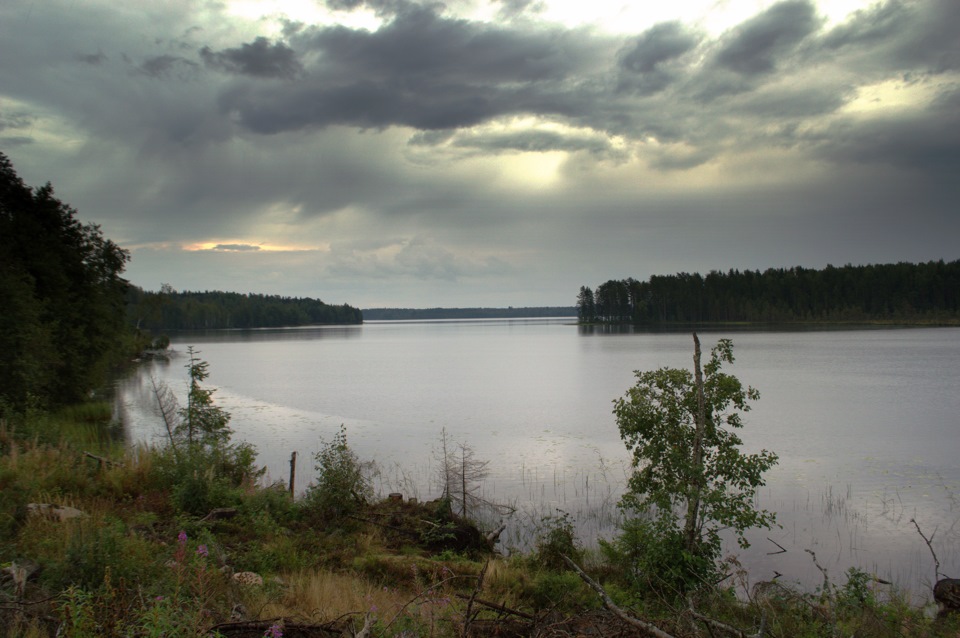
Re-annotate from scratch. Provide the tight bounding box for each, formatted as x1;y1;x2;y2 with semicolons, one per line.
712;0;822;76
619;22;701;74
216;4;609;133
137;54;199;78
818;0;960;74
616;22;702;95
431;128;626;159
200;37;304;79
76;51;107;65
810;88;960;173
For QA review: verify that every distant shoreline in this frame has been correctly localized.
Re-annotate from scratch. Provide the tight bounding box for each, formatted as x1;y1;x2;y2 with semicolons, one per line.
361;307;576;320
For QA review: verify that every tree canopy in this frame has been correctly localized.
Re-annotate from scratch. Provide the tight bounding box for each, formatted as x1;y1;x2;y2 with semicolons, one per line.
612;334;777;591
579;262;960;324
0;153;130;411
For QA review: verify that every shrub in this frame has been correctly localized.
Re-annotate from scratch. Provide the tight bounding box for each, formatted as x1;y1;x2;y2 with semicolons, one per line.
304;426;373;521
600;516;719;597
533;511;582;571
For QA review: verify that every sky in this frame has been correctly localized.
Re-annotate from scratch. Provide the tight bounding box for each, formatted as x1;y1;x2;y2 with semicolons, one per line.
1;0;958;308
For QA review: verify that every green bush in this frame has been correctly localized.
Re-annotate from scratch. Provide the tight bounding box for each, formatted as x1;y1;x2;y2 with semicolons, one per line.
533;511;582;571
531;570;594;610
303;425;373;521
600;517;719;598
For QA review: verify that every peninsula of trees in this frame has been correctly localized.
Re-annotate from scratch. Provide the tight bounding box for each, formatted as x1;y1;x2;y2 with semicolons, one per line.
578;261;960;324
127;287;362;331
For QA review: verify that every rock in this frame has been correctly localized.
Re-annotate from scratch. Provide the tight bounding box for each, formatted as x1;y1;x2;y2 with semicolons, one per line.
26;503;85;522
1;560;40;598
934;578;960;613
232;571;264;587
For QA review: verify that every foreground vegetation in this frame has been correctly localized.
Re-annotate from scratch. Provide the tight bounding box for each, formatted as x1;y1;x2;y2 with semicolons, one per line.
3;152;958;636
2;369;957;636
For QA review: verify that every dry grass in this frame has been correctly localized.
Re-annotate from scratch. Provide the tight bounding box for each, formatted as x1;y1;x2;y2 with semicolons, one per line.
246;568;457;635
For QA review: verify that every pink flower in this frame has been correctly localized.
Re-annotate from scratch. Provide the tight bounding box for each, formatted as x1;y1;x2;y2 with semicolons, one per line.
178;530;188;545
264;624;283;638
196;544;208;557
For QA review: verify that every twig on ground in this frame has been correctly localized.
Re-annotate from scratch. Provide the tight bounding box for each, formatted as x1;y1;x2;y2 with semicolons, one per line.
462;560;488;637
562;555;676;638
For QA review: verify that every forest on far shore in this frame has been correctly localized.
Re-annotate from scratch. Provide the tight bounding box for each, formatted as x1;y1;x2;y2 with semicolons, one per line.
578;260;960;324
127;287;363;332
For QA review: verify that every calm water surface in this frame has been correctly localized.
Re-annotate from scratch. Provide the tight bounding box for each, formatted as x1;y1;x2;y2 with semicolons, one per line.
115;321;960;594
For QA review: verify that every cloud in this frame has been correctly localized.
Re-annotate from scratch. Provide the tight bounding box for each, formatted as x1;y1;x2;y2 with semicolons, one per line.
206;244;263;252
1;0;958;307
616;22;702;95
216;4;611;133
711;0;822;76
200;37;304;79
136;54;199;79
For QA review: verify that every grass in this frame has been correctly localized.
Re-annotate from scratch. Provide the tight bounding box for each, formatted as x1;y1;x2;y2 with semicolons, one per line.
2;407;960;637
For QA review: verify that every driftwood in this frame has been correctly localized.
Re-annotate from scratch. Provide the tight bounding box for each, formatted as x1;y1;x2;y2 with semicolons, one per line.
485;523;506;546
562;555;677;638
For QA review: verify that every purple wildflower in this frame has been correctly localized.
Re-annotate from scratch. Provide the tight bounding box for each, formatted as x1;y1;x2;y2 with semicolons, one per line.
178;530;188;545
196;544;208;557
264;624;283;638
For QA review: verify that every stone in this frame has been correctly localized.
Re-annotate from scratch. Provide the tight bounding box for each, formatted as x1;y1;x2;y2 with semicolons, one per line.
232;571;264;587
934;578;960;612
26;503;85;522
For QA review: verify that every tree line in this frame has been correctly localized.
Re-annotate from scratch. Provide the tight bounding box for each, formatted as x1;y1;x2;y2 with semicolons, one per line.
127;287;362;332
577;261;960;324
1;152;130;411
0;152;362;413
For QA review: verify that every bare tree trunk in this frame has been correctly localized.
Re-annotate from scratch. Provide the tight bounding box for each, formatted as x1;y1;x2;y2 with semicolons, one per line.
150;376;180;460
684;332;707;552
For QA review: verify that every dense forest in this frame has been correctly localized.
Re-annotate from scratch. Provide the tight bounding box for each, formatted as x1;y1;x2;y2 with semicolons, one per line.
0;153;132;411
0;152;362;412
362;306;576;320
127;287;363;331
578;261;960;324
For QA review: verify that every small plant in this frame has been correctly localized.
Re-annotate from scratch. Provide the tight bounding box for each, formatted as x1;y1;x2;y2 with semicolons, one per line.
304;425;373;520
534;510;582;571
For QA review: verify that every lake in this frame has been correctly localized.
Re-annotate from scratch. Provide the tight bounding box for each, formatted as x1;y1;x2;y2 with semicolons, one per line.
114;320;960;595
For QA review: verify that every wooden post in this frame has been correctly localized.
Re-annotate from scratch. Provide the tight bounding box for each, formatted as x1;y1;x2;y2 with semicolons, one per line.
289;451;297;498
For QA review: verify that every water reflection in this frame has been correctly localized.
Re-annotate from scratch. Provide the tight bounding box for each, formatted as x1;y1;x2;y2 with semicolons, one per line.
114;323;960;594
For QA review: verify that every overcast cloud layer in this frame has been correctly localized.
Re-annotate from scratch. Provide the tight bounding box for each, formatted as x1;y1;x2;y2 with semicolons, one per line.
1;0;957;307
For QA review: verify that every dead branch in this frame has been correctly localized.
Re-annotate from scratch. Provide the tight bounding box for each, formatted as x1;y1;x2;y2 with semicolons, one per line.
207;617;342;636
804;549;831;596
910;518;944;581
485;523;506;546
688;604;766;638
354;613;373;638
200;507;239;522
82;451;121;468
452;594;535;621
562;555;676;638
150;376;180;459
462;560;489;637
765;537;786;555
